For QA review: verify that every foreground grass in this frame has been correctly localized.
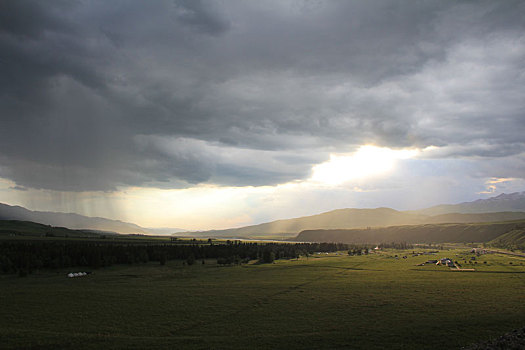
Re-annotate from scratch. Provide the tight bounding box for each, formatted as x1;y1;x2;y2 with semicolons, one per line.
1;249;524;349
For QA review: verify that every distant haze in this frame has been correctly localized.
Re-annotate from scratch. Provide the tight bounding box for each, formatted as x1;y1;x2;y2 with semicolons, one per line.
0;203;184;235
184;192;525;238
1;1;525;229
1;192;525;237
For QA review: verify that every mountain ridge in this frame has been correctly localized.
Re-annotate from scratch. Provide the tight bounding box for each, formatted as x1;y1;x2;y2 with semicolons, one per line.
409;191;525;216
0;203;184;235
295;220;525;245
2;191;525;238
184;209;525;238
184;192;525;238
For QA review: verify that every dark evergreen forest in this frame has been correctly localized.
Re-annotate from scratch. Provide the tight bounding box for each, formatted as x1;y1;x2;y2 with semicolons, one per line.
0;240;351;275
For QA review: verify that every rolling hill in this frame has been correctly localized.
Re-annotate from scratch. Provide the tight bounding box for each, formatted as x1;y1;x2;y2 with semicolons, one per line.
489;227;525;248
0;220;111;238
0;203;147;234
3;192;525;239
0;203;185;235
187;208;427;238
185;192;525;238
295;220;525;245
185;208;525;238
423;211;525;224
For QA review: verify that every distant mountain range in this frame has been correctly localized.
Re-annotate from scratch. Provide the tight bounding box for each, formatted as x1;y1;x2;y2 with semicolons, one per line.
410;192;525;215
187;209;525;238
0;203;185;235
293;193;525;246
186;192;525;238
2;191;525;237
188;207;427;238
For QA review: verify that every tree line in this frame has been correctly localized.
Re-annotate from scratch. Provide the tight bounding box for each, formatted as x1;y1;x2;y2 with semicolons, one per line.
377;241;413;250
0;240;349;275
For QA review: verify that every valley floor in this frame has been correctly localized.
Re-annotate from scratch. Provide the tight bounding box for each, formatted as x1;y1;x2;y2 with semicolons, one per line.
1;249;524;349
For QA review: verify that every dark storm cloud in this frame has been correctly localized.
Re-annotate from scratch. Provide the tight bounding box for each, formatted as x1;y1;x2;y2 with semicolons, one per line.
1;0;524;191
173;0;231;35
0;0;73;39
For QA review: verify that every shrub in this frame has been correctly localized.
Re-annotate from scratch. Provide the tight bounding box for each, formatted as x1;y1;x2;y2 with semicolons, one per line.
186;254;195;266
261;250;275;264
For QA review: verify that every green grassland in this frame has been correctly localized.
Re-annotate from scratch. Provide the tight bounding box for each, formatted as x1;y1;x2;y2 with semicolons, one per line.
1;249;524;349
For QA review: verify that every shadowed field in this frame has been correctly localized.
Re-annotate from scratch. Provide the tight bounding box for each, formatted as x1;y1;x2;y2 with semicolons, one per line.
1;249;524;349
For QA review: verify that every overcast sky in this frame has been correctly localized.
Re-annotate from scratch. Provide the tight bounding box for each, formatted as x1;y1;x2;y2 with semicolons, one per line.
1;0;525;229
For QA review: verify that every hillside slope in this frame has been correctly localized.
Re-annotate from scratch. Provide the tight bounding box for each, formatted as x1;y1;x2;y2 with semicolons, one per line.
295;220;525;244
0;220;109;238
186;208;525;238
489;225;525;248
188;208;428;237
424;212;525;224
0;203;146;234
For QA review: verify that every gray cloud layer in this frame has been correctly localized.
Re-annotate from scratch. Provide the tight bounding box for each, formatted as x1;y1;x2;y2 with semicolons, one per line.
1;0;525;191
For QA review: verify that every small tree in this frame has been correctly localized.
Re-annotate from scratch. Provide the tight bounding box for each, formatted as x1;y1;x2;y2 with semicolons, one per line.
261;250;275;264
186;254;195;266
159;252;167;266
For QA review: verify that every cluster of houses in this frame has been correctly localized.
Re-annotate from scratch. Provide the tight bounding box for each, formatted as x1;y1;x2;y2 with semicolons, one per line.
436;258;455;267
471;248;489;255
416;258;455;267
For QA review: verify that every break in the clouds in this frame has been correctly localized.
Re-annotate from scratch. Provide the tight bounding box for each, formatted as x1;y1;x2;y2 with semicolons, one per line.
1;0;525;194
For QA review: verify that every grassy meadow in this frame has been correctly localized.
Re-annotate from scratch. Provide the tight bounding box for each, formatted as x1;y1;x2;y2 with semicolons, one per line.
1;248;524;349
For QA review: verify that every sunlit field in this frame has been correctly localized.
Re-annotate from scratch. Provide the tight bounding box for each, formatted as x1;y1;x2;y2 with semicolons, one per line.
1;248;524;349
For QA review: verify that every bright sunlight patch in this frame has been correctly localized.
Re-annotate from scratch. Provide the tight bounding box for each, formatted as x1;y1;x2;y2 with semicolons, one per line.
311;145;418;185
